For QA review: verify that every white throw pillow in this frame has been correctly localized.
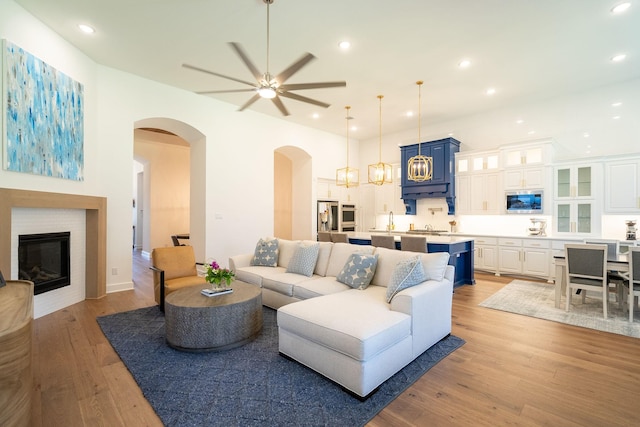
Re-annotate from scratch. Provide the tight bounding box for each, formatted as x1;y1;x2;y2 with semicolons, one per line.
386;255;427;303
286;242;320;277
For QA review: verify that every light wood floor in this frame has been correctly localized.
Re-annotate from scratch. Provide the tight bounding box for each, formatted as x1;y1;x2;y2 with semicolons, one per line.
30;251;640;426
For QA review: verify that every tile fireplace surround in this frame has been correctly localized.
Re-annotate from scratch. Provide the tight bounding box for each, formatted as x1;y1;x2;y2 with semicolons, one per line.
0;188;107;299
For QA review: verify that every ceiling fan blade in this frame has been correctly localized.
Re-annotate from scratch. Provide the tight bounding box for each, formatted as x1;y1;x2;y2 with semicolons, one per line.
238;93;262;112
279;81;347;91
271;96;290;116
228;42;263;82
279;91;330;109
182;63;256;87
196;89;257;94
274;53;316;84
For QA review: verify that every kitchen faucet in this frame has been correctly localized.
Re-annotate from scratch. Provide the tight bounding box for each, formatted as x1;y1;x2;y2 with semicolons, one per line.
424;224;433;231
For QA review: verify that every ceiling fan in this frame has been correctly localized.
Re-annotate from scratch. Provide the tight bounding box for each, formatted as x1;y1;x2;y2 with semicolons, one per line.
182;0;346;116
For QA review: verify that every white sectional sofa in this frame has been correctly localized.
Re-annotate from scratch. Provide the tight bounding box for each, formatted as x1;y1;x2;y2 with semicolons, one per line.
229;238;454;398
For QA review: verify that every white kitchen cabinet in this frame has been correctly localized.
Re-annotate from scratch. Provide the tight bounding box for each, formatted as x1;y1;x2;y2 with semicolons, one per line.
605;158;640;213
469;172;501;213
374;164;404;214
555;201;594;235
553;162;600;236
497;238;550;280
474;237;498;272
555;164;594;199
503;167;545;190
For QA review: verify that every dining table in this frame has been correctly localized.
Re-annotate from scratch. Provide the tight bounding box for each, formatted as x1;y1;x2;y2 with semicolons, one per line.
553;253;629;309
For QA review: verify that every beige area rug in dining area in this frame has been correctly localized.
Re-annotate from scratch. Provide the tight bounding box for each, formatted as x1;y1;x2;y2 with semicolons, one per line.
479;280;640;338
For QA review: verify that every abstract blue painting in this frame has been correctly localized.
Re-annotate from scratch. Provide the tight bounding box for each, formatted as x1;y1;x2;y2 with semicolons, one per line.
2;39;84;180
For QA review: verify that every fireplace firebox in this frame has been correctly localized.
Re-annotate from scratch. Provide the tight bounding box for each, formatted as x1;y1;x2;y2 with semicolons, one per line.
18;232;71;295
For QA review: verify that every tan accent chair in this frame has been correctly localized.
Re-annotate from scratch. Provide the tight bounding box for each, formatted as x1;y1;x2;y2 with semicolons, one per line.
371;234;396;249
401;235;427;253
150;246;207;311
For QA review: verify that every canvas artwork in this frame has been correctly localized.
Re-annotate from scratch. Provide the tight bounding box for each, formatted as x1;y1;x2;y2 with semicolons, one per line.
2;39;84;181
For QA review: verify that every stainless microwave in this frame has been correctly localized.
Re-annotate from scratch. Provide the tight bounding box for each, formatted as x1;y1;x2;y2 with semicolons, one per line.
505;191;543;214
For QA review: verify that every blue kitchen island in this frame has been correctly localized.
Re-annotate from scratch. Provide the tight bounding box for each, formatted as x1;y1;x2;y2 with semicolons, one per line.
347;232;475;287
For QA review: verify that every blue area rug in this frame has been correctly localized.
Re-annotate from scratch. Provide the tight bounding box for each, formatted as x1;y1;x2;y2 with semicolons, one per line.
97;306;464;426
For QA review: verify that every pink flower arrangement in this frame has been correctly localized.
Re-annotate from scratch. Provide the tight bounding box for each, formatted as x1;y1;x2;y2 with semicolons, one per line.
205;260;235;287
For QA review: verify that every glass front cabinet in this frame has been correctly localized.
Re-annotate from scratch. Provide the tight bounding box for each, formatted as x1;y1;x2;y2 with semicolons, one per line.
553;163;599;236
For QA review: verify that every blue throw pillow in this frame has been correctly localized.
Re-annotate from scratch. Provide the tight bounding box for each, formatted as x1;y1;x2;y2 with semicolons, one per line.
386;255;427;303
336;253;379;290
286;243;320;277
250;238;279;267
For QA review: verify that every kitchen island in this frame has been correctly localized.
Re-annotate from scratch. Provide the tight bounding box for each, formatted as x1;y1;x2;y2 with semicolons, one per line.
347;232;475;287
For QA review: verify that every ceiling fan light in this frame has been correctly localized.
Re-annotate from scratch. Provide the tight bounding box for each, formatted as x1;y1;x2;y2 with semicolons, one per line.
258;87;277;98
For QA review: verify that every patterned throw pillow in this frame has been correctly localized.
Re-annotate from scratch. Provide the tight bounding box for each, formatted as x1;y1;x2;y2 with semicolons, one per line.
286;243;320;277
250;238;279;267
336;253;379;290
386;255;427;303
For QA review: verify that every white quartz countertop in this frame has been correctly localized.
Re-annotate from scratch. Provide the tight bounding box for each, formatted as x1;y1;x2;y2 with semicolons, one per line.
348;231;474;244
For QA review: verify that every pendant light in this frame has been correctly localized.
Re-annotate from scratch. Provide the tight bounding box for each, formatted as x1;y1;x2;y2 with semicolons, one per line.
336;106;359;188
368;95;392;185
407;81;433;182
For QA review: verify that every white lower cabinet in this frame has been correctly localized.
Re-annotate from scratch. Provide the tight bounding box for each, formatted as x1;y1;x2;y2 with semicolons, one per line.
497;238;551;280
474;237;498;272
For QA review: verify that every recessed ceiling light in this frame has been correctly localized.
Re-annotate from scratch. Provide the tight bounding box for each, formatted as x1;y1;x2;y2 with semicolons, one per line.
613;115;621;120
78;24;95;34
612;2;631;14
351;126;357;131
312;113;320;119
611;101;622;107
611;53;627;62
583;132;590;138
406;111;414;117
516;119;524;124
458;59;471;68
528;130;536;135
448;132;454;137
485;87;496;96
339;41;351;49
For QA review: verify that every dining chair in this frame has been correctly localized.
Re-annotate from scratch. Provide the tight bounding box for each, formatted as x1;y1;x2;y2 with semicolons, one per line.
371;234;396;249
624;247;640;322
317;231;332;242
564;243;609;319
330;232;349;243
400;235;427;253
584;238;625;305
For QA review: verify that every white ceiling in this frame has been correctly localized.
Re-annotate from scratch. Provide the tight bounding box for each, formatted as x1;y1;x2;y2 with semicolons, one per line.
13;0;640;143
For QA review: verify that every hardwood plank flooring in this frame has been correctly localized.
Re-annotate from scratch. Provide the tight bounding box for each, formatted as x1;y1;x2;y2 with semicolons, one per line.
30;251;640;426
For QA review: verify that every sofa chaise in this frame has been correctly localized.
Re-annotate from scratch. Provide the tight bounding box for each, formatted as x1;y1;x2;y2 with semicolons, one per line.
229;238;454;397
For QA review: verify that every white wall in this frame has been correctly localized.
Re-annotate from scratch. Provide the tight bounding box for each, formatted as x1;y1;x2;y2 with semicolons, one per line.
1;0;356;294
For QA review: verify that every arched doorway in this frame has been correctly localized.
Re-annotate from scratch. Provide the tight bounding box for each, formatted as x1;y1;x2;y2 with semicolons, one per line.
133;117;207;262
274;146;312;240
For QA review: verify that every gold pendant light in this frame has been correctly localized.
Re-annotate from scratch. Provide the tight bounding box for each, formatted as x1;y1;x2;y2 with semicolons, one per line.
407;81;433;182
368;95;392;185
336;106;359;188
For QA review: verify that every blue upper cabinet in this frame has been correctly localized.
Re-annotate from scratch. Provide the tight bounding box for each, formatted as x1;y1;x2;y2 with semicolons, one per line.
401;137;461;214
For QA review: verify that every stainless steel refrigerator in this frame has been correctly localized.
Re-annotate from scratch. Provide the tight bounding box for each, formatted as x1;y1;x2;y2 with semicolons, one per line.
317;201;339;232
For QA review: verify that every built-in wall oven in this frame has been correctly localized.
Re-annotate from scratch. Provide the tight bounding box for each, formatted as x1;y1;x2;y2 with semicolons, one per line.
341;204;356;232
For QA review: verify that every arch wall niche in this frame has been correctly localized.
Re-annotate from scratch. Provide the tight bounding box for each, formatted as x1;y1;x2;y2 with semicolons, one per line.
133;117;207;262
274;146;313;241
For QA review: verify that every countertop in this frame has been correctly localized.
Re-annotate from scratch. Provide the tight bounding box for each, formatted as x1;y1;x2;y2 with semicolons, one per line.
363;229;639;244
349;231;474;244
